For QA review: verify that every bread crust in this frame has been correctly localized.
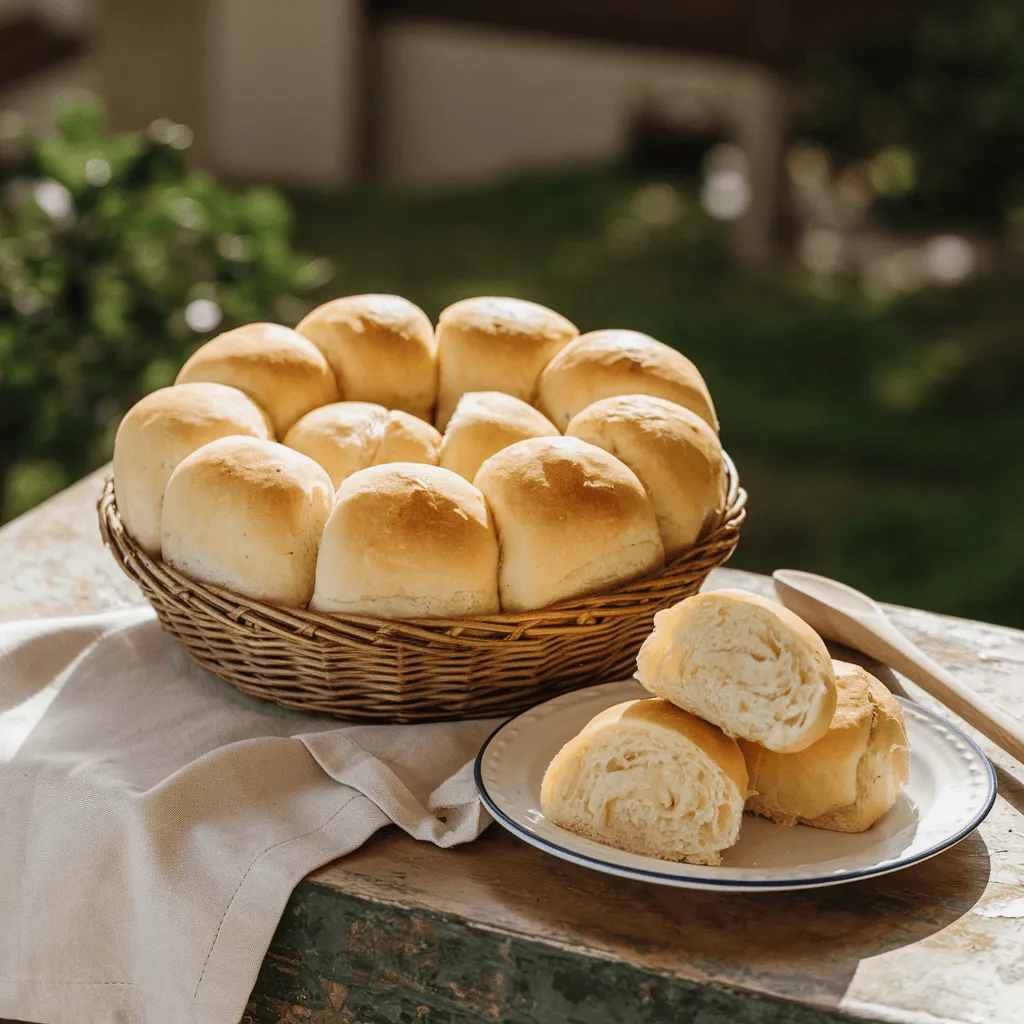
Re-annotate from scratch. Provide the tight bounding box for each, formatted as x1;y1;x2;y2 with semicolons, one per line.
474;436;664;611
439;391;559;482
161;436;334;607
566;393;725;557
310;462;500;617
742;661;911;832
536;329;718;433
435;296;578;429
297;294;437;419
113;382;273;557
284;402;389;487
374;410;441;466
176;322;339;435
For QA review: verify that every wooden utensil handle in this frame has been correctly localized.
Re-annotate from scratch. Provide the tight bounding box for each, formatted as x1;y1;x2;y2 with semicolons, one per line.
875;625;1024;765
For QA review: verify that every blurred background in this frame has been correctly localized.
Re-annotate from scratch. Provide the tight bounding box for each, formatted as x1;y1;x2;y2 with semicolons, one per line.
1;0;1022;626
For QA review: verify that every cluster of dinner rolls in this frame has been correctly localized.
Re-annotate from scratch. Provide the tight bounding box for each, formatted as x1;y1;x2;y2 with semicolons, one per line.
541;590;910;865
113;293;726;616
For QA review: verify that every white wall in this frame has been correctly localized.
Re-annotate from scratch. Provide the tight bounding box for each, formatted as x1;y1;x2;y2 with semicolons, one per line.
375;20;787;262
0;0;91;27
2;2;785;261
0;0;97;133
202;11;782;194
35;0;91;28
205;0;361;185
376;20;778;187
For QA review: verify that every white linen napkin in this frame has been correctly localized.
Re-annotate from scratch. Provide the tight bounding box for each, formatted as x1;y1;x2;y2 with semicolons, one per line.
0;608;497;1024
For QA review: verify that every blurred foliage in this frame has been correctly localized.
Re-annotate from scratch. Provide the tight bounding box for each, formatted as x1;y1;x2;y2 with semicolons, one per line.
0;93;332;519
800;0;1024;233
286;173;1024;627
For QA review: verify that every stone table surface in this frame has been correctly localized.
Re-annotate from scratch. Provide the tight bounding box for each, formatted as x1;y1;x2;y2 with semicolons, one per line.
3;467;1023;1024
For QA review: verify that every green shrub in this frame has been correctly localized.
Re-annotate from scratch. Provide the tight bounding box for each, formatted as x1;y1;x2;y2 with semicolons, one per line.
0;93;332;520
801;0;1024;233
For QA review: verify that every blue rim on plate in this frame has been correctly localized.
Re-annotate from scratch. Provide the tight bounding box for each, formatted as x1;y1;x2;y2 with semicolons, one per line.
474;687;998;891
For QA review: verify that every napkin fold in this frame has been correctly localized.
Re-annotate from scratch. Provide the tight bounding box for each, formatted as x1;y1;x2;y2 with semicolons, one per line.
0;608;497;1024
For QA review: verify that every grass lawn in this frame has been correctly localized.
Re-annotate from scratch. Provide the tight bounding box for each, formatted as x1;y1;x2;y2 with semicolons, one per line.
288;170;1024;628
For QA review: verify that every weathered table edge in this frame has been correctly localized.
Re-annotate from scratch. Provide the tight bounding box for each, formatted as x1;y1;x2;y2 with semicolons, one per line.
248;878;884;1024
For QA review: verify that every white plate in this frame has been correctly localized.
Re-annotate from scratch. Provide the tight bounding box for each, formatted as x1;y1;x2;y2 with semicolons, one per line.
475;680;997;892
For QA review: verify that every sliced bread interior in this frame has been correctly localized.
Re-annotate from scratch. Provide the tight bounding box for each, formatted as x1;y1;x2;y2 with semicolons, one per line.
540;698;748;866
636;589;837;753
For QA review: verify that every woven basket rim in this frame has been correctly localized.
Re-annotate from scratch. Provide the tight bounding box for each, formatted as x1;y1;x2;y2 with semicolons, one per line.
98;451;746;638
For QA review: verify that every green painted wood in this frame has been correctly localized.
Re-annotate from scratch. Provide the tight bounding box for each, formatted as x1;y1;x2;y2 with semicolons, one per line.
245;880;865;1024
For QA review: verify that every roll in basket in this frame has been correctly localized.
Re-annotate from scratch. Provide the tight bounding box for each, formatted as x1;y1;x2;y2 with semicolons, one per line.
98;456;745;722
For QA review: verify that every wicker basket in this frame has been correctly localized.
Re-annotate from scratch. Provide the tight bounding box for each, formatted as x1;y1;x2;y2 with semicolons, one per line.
98;456;745;722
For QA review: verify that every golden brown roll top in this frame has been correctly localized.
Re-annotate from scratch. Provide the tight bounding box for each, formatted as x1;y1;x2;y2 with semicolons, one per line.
473;436;664;612
284;402;441;487
112;382;273;557
741;661;911;833
283;402;387;487
310;463;500;618
435;296;578;429
439;391;560;482
536;329;717;433
161;436;334;607
566;394;725;558
296;294;437;419
375;409;442;465
175;322;339;435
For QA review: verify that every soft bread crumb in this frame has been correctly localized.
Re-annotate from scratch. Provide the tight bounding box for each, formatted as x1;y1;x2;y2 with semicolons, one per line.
540;698;747;865
636;590;837;753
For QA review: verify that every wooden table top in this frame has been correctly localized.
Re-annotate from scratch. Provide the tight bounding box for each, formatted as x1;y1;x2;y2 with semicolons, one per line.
3;467;1023;1024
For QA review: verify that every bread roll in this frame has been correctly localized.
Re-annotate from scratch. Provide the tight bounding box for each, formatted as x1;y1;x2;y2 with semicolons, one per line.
284;402;387;487
537;329;718;433
296;294;437;419
310;463;500;617
162;436;333;607
439;391;560;482
435;296;578;429
374;410;442;466
741;661;910;833
113;383;273;557
566;394;725;558
636;590;837;753
541;698;748;866
284;402;440;487
473;436;664;611
175;323;339;435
